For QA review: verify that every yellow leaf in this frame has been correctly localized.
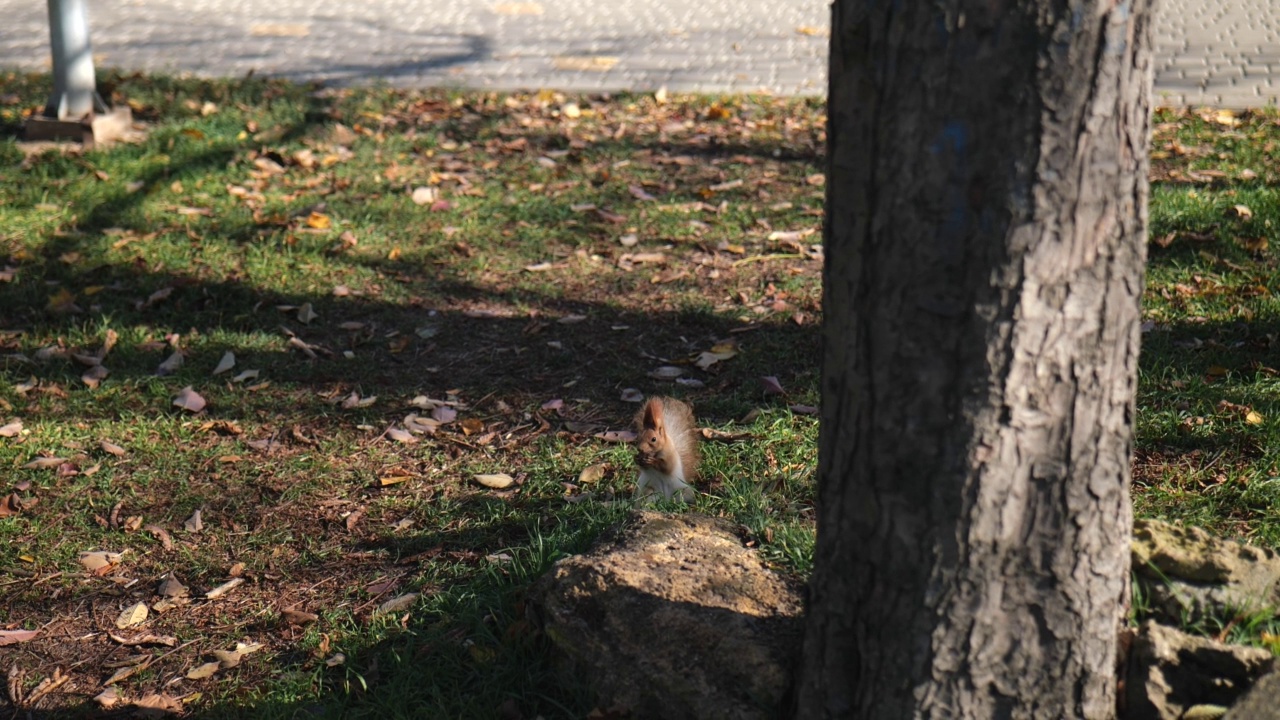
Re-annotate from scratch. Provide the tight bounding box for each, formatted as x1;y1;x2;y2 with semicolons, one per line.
1247;410;1265;425
306;212;332;229
47;288;77;312
388;247;402;260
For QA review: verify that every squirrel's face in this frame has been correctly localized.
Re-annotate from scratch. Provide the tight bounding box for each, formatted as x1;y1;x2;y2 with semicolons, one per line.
635;430;671;472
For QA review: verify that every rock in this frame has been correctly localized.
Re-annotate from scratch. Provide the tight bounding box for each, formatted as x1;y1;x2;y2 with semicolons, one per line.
1132;519;1280;624
1224;671;1280;720
528;511;804;720
1125;620;1273;720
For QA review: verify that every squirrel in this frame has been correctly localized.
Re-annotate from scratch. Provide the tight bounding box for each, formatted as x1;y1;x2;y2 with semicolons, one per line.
632;396;700;502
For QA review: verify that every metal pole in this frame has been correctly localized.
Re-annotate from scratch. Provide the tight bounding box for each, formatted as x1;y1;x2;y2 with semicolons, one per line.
44;0;104;119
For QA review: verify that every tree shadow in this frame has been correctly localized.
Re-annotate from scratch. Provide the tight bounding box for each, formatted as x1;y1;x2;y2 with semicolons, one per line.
0;73;821;718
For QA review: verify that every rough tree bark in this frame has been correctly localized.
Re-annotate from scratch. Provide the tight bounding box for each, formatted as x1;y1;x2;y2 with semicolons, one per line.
796;1;1154;718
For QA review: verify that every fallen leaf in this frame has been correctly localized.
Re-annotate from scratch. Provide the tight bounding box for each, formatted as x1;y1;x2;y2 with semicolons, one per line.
184;509;203;533
93;687;120;709
475;473;515;489
173;387;206;412
186;662;221;680
145;524;174;550
157;351;184;375
82;364;109;388
204;577;245;599
595;430;637;443
79;550;123;572
431;406;458;423
0;420;22;437
231;369;260;383
212;351;236;375
158;576;188;598
24;456;66;469
297;303;318;324
109;633;179;647
760;376;787;395
411;186;438;205
620;388;644;403
578;464;607;484
0;493;23;518
0;629;39;645
1232;205;1254;220
282;608;319;625
386;426;418;444
375;592;420;615
115;602;149;629
101;440;127;456
131;693;183;714
1247;410;1265;425
648;366;684;380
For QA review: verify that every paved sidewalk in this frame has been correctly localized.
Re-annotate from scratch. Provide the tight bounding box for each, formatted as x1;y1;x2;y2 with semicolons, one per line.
0;0;1275;106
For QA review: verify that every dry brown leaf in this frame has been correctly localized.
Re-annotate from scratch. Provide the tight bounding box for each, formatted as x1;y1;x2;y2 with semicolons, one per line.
475;473;515;489
157;351;184;375
183;508;203;533
79;550;123;572
380;425;418;445
0;493;23;518
131;693;183;714
595;430;637;443
578;464;607;484
158;576;188;598
620;388;644;402
101;440;127;456
173;386;206;413
648;366;684;380
0;420;22;437
411;186;438;205
205;577;245;600
144;524;174;550
186;662;220;680
282;608;319;625
82;364;110;388
92;687;120;709
212;351;236;375
24;456;66;469
760;376;787;395
297;303;318;324
115;602;149;629
431;406;458;423
375;592;420;615
0;628;40;646
109;633;177;647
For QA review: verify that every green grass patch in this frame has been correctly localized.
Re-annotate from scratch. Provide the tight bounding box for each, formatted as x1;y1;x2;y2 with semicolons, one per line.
0;71;821;717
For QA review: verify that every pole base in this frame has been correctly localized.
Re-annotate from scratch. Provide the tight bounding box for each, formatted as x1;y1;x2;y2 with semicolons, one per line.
23;105;133;149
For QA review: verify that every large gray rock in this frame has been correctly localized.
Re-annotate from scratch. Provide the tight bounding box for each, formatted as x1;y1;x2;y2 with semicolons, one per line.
1126;620;1273;720
1132;519;1280;625
1224;670;1280;720
529;511;804;720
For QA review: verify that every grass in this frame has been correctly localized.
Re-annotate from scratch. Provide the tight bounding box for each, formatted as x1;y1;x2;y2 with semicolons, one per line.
5;70;1280;716
0;72;822;717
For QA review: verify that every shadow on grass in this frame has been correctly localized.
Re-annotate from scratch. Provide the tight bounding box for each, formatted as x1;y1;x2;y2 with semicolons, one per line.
0;72;821;718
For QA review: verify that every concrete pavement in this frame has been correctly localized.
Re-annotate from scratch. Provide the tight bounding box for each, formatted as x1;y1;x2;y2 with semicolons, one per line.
0;0;1274;106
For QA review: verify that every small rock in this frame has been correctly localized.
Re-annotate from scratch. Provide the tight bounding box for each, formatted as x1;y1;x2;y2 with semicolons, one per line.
1224;670;1280;719
529;511;803;720
1132;519;1280;625
1125;621;1273;720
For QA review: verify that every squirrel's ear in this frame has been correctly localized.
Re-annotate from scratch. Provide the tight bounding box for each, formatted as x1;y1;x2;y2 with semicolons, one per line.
642;399;663;430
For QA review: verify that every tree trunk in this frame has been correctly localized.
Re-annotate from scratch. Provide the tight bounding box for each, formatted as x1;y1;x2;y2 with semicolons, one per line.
795;1;1154;718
